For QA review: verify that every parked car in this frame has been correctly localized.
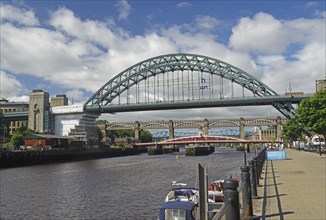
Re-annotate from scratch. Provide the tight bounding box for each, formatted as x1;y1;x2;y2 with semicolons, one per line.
294;141;305;151
304;143;311;151
308;145;317;152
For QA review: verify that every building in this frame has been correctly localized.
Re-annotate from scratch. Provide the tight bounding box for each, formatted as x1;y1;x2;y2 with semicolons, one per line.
24;134;71;149
52;105;100;146
28;90;50;133
0;98;29;136
51;94;68;107
316;79;326;92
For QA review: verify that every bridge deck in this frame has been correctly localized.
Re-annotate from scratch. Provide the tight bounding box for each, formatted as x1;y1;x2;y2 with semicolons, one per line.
133;139;279;147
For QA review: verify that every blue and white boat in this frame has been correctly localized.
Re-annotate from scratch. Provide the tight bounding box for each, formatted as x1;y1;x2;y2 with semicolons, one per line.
159;182;199;220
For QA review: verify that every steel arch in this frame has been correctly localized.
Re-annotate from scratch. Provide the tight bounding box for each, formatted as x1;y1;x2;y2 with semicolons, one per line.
84;53;295;118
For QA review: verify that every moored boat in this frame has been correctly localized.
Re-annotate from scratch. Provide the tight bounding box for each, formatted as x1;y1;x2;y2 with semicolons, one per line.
159;182;199;220
207;177;240;203
208;179;224;202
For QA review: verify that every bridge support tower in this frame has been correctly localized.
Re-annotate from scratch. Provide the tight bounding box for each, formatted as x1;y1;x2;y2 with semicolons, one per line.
169;120;174;140
239;117;245;150
204;118;209;136
134;121;140;142
276;116;282;141
28;90;50;133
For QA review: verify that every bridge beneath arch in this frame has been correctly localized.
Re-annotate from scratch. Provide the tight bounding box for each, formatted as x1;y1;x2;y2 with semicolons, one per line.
104;116;286;141
133;135;281;148
84;53;311;118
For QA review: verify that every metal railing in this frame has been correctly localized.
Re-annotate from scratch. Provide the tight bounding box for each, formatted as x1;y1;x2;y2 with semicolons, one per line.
211;200;232;220
205;147;267;220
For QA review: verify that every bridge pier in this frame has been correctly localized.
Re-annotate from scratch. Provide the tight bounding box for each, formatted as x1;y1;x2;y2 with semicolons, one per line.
239;117;245;150
169;120;174;140
276;116;282;141
134;121;140;142
204;118;209;136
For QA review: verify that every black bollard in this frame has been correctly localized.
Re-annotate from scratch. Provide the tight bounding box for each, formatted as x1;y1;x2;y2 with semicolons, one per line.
241;166;253;217
243;151;247;166
224;179;240;220
249;160;258;198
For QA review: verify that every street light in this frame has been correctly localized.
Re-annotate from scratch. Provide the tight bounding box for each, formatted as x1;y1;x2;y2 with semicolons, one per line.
318;134;322;156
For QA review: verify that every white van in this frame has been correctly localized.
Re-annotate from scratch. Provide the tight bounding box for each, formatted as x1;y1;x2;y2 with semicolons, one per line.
311;135;325;146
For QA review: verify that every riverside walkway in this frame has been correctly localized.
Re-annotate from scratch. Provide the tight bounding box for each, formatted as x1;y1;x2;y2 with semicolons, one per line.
252;149;326;220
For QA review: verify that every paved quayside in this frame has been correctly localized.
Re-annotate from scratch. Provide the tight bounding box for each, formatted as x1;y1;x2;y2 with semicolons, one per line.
252;149;326;219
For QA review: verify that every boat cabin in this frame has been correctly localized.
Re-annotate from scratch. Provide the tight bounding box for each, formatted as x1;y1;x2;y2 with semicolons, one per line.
159;201;198;220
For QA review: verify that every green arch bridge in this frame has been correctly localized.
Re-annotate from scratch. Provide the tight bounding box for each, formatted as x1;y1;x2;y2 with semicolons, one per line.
84;53;311;118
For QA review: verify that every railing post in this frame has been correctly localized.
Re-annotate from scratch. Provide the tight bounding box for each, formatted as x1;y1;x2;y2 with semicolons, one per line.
241;166;253;217
224;179;240;220
198;163;208;220
254;157;260;186
249;159;257;198
243;151;247;166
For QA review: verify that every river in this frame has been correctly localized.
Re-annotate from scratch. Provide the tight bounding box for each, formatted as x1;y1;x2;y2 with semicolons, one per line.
0;147;256;220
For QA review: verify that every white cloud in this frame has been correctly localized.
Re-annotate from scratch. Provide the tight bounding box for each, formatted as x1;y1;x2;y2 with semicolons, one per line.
0;71;26;98
229;12;325;55
0;4;39;26
229;12;293;54
1;23;84;75
258;41;325;93
65;89;86;104
315;10;326;18
176;2;192;9
305;1;319;8
195;15;221;31
49;7;122;46
115;0;131;20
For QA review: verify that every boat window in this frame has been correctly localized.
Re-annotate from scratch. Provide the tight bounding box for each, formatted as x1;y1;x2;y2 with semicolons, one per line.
164;209;186;220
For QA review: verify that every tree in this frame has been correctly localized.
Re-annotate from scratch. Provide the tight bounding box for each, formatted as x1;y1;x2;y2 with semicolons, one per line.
296;90;326;137
4;128;34;148
116;130;134;137
96;119;108;125
140;130;153;143
0;111;3;126
282;118;304;142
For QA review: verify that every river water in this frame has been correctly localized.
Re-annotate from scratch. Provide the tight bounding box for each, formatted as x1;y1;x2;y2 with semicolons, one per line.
0;147;255;220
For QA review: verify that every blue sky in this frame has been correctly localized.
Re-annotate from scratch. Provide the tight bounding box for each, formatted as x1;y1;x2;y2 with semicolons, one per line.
0;0;325;121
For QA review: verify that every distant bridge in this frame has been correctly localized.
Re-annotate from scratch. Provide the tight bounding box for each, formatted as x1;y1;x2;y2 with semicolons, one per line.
152;129;253;138
133;135;281;148
106;117;287;130
105;116;286;141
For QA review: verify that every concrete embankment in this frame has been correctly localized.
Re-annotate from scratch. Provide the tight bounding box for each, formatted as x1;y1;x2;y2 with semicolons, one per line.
0;147;147;169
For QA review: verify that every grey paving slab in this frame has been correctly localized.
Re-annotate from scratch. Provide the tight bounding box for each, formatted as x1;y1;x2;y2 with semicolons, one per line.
252;149;326;220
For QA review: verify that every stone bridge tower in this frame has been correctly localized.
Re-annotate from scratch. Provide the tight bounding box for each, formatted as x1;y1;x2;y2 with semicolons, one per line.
28;90;50;133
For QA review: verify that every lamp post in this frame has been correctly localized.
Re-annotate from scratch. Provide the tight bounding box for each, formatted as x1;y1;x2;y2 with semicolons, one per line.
319;135;322;156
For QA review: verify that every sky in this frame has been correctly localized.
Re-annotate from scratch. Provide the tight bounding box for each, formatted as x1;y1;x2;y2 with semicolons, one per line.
0;0;325;123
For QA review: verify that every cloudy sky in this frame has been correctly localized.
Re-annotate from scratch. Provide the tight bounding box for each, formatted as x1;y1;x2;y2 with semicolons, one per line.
1;0;325;122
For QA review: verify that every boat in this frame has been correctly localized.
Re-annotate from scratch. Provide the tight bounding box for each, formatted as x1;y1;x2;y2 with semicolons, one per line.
207;177;240;203
208;180;224;203
159;182;199;220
